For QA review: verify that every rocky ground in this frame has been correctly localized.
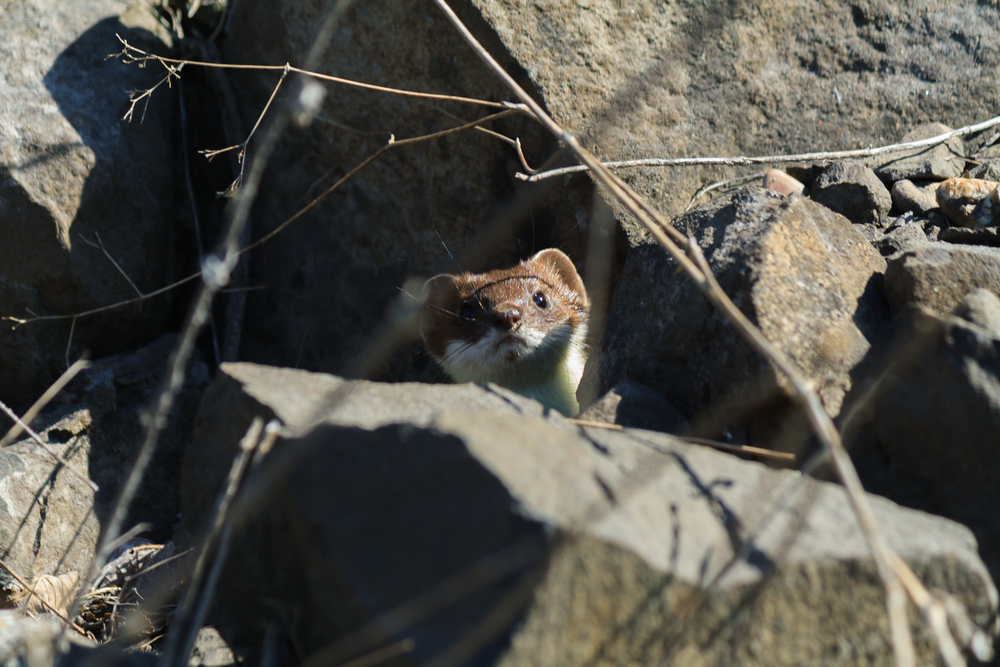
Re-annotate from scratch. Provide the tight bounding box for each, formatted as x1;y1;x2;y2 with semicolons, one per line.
2;0;1000;665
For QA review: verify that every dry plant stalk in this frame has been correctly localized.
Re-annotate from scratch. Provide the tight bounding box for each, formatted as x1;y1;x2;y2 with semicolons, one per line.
429;1;986;665
517;114;1000;182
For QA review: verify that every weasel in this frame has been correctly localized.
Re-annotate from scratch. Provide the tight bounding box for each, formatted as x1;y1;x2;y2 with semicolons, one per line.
421;248;590;417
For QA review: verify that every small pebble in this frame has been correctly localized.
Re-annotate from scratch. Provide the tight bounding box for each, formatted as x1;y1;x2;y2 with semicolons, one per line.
935;177;1000;228
763;169;805;196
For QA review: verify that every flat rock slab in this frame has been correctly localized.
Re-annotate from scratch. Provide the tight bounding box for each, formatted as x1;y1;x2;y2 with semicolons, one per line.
181;363;997;666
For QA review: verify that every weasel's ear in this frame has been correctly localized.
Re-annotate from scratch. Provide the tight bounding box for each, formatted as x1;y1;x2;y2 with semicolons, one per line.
529;248;589;309
421;274;459;305
420;274;460;340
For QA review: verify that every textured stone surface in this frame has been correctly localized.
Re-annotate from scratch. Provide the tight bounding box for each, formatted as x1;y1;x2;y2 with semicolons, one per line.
872;217;927;256
849;289;1000;584
0;0;177;404
884;244;1000;316
0;411;98;581
180;363;997;666
936;177;1000;229
873;122;966;181
939;226;1000;248
576;380;689;433
810;160;891;226
598;188;887;441
868;290;1000;511
0;335;207;583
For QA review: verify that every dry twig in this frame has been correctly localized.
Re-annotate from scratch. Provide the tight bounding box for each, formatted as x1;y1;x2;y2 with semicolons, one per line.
516;114;1000;182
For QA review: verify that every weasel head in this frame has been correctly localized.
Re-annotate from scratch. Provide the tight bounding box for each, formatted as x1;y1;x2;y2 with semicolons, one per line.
421;248;590;415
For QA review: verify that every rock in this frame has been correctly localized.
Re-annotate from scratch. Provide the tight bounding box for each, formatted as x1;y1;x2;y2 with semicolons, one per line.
576;380;689;433
966;160;1000;183
0;335;207;583
189;627;238;667
939;226;1000;248
849;289;1000;577
890;179;939;216
0;415;98;582
0;0;177;404
810;160;892;226
180;363;997;666
884;244;1000;316
599;188;887;439
936;177;1000;229
872;217;928;256
763;168;806;196
874;122;966;181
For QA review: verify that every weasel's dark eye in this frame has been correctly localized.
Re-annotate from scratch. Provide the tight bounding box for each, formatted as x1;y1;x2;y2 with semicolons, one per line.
533;292;547;309
459;302;476;319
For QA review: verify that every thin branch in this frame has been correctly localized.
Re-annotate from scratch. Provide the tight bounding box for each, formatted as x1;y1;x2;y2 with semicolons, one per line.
1;273;201;327
685;172;766;213
568;419;796;462
0;559;77;628
160;418;272;667
517;114;1000;182
83;232;143;298
112;34;516;110
200;63;290;197
244;108;525;254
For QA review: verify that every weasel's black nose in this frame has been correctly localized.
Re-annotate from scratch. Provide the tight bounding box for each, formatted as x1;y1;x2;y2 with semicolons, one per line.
492;306;521;330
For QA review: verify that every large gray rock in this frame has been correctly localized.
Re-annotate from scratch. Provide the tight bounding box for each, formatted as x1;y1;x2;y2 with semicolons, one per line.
180;363;997;666
869;289;1000;502
598;188;887;445
0;0;176;404
0;335;208;583
218;0;1000;389
849;289;1000;582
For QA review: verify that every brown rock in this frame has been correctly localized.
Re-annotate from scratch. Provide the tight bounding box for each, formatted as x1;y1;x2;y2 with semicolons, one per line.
936;177;1000;228
810;160;892;226
763;168;806;196
850;289;1000;577
939;226;1000;247
873;216;928;256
